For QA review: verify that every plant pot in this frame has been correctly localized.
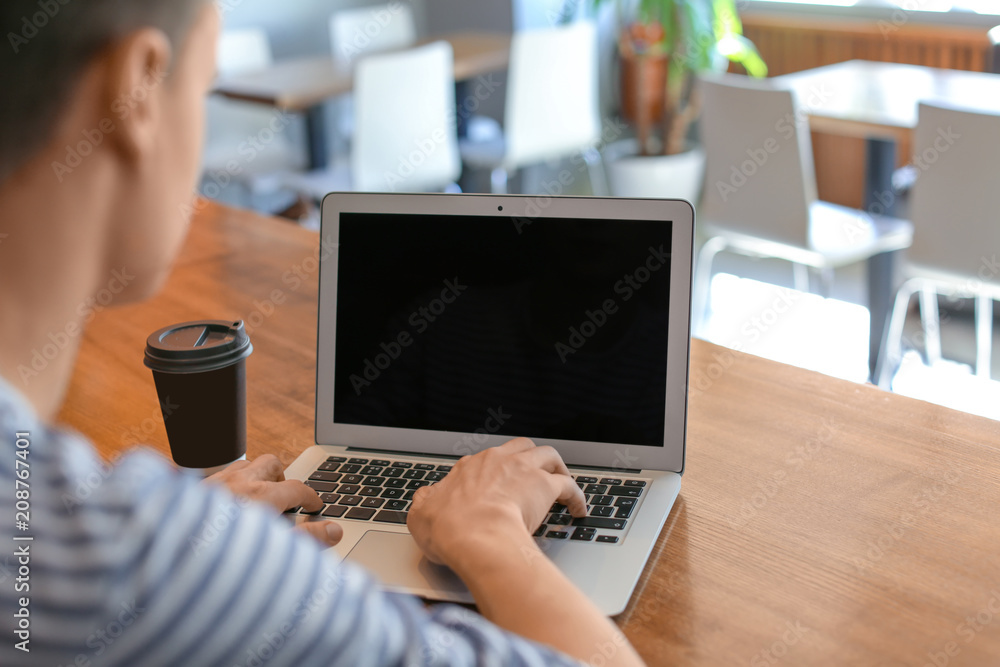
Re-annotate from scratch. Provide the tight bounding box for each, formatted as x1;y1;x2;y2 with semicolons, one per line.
604;138;705;203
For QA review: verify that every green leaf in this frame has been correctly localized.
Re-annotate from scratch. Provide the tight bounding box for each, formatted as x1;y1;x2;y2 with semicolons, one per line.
716;34;768;78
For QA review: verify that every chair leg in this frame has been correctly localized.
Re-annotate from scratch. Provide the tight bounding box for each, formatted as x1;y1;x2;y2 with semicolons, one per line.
876;279;919;390
818;268;834;299
975;294;993;379
490;167;509;194
792;264;809;294
918;285;942;367
692;237;727;338
582;147;610;197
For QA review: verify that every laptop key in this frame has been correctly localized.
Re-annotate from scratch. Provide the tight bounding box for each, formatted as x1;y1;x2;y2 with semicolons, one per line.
384;499;408;511
550;503;567;514
596;535;619;544
361;498;385;508
436;465;453;472
572;517;626;530
383;467;404;478
592;495;613;506
300;506;322;516
576;476;598;484
403;490;415;500
320;493;341;504
340;474;363;485
373;510;408;524
345;507;376;521
384;478;406;489
321;505;347;518
348;458;369;464
614;497;637;508
309;471;342;483
305;481;337;493
615;504;635;519
360;466;384;476
339;495;362;506
414;463;436;471
380;488;404;499
326;456;347;463
390;462;412;468
584;484;608;495
546;531;569;539
607;486;641;497
624;480;647;487
406;480;430;490
591;506;615;517
318;462;340;472
359;486;381;497
571;528;596;541
600;478;622;486
402;469;426;480
338;484;361;495
424;471;446;482
339;464;361;474
370;460;391;467
547;513;571;525
533;524;546;537
362;476;384;486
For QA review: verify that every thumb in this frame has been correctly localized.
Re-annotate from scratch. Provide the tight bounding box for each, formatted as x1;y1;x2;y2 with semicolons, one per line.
295;520;343;547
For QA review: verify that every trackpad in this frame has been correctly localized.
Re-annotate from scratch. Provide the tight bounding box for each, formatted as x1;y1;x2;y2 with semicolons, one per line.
345;531;471;598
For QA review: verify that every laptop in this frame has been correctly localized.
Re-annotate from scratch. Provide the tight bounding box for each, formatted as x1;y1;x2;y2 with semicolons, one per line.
284;192;693;615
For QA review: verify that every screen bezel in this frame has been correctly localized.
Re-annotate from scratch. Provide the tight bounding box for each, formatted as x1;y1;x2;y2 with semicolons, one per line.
315;193;692;473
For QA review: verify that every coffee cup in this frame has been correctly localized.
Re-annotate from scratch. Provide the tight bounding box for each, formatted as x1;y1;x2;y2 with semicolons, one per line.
144;320;253;476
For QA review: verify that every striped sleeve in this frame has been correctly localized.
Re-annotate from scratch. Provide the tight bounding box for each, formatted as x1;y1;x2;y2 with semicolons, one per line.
0;400;584;666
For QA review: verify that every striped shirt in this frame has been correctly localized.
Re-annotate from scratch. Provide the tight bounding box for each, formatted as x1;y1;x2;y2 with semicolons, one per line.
0;378;582;666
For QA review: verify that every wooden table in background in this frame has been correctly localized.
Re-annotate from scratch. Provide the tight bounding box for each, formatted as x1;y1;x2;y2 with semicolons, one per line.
59;202;1000;665
214;31;511;170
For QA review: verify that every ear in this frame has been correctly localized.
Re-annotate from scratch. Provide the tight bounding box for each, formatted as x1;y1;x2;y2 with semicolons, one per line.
102;28;174;165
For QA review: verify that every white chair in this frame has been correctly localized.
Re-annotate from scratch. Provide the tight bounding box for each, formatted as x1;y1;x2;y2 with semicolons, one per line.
460;22;607;195
330;3;417;67
204;29;303;181
285;41;461;195
876;102;1000;387
694;73;913;335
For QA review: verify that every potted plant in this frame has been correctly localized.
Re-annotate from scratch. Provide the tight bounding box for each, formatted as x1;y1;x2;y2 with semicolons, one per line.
593;0;767;199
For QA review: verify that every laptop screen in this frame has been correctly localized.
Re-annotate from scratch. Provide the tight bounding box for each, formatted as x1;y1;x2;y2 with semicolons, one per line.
332;213;672;448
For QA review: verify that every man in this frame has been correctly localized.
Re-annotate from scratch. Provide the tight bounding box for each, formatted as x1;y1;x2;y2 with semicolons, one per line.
0;1;646;665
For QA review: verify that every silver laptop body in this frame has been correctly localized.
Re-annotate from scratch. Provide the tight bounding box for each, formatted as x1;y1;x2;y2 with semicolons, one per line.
285;192;693;615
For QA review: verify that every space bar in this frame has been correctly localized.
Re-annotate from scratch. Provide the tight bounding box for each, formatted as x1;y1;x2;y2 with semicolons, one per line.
571;517;626;529
373;510;408;524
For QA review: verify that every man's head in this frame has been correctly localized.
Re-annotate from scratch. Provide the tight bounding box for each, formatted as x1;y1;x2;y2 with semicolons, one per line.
0;0;219;301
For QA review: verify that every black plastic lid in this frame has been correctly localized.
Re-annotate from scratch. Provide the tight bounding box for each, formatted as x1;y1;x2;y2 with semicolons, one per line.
144;320;253;374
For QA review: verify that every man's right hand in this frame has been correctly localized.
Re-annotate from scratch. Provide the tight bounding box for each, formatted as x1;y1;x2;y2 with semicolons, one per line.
406;437;586;571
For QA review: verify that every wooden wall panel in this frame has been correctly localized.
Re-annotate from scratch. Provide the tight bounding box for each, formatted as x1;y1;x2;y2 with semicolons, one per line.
740;14;991;208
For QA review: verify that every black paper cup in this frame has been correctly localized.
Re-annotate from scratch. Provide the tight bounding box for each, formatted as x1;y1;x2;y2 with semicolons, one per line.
144;320;253;475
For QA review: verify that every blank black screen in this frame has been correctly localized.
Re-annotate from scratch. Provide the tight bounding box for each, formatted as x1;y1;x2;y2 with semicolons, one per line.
332;213;672;447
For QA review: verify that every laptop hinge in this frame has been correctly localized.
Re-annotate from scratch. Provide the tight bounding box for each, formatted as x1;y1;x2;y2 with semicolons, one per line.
344;446;642;473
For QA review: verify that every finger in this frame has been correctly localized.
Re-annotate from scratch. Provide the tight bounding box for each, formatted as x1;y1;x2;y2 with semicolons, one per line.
295;520;343;547
272;479;322;512
498;437;536;454
244;454;284;482
520;445;571;477
204;458;250;483
552;475;587;517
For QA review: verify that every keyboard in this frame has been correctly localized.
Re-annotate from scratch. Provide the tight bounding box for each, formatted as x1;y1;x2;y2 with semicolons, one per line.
289;455;650;545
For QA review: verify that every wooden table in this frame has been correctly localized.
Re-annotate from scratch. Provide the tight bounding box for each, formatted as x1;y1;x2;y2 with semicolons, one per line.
214;31;511;169
777;60;1000;382
59;202;1000;666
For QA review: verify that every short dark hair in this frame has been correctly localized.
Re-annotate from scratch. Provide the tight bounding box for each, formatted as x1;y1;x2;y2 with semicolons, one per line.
0;0;208;182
